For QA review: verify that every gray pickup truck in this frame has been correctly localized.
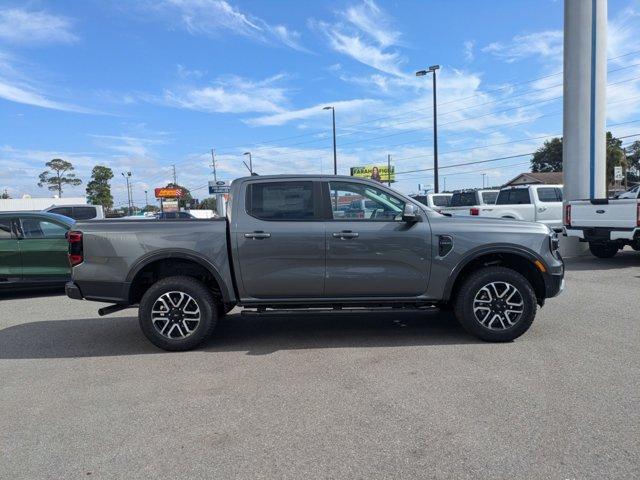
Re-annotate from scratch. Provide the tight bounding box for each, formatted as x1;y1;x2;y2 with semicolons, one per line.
66;175;564;351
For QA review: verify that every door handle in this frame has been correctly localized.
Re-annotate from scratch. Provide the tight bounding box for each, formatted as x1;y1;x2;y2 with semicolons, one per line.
538;206;547;212
244;231;271;239
332;231;359;239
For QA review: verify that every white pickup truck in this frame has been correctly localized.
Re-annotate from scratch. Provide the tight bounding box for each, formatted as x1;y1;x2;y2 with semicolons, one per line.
564;193;640;258
441;189;499;216
473;185;564;230
411;193;453;213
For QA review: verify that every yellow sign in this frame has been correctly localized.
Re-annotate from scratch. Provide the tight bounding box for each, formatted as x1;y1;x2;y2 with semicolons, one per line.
350;165;395;183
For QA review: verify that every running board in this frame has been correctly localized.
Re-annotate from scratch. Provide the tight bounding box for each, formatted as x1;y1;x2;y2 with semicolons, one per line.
98;304;132;316
241;306;437;316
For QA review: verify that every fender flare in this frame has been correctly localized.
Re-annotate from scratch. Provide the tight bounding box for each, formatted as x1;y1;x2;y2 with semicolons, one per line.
126;249;231;303
442;244;546;301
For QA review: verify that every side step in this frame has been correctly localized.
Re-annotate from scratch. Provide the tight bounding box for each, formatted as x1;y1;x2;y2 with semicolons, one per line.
241;306;437;316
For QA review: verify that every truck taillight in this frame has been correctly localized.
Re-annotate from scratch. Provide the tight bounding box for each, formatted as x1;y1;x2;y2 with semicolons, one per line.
564;204;571;226
68;230;83;266
470;207;479;216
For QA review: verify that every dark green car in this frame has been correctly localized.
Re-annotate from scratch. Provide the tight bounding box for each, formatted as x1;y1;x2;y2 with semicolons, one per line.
0;211;75;288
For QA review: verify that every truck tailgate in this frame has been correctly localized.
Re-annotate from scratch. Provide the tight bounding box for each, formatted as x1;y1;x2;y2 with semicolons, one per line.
569;199;638;228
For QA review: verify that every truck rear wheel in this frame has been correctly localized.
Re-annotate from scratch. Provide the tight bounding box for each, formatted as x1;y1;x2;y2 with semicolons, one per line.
453;266;537;342
138;276;218;351
588;242;618;258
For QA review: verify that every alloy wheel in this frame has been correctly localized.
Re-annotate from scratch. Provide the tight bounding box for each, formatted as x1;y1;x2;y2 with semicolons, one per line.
151;291;201;339
472;281;524;330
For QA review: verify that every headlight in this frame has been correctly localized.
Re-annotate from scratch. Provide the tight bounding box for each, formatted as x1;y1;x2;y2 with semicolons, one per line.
549;231;560;252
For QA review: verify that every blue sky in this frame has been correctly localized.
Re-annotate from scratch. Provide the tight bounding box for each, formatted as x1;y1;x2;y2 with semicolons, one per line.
2;0;640;207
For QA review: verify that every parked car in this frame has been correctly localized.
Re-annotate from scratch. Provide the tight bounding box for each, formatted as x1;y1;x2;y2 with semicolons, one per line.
473;185;564;230
564;196;640;258
44;204;104;220
411;193;453;213
66;175;564;351
157;211;195;220
441;189;499;216
0;211;74;288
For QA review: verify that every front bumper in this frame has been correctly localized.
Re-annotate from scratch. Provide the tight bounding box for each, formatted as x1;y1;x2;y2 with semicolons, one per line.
543;272;565;298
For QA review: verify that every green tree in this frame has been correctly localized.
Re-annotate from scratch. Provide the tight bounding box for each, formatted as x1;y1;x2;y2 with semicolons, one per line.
165;182;193;209
624;140;640;182
606;131;627;188
531;137;563;172
37;158;82;197
85;165;114;210
1;189;9;199
199;197;217;211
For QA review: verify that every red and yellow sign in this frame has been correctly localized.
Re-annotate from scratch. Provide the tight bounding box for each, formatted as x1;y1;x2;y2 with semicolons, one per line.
154;187;183;198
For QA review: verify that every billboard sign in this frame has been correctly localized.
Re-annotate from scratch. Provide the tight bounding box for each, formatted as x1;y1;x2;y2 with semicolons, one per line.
154;187;183;198
350;165;395;183
162;200;178;212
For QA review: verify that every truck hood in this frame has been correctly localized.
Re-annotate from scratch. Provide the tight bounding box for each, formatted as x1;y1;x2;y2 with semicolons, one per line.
431;214;551;235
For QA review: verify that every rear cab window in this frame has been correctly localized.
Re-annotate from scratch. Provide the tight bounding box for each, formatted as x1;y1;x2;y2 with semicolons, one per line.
0;218;13;239
451;192;477;207
73;206;97;220
481;191;498;204
496;189;531;205
432;195;451;207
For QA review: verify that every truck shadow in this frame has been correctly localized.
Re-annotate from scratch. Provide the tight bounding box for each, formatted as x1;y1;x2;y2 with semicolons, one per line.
0;310;478;359
564;249;640;272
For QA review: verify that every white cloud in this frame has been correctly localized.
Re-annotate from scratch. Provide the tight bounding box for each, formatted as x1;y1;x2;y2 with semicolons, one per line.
463;40;475;61
0;80;91;112
246;98;379;127
160;74;288;114
151;0;308;51
343;0;401;48
482;31;563;63
0;8;78;45
311;0;405;77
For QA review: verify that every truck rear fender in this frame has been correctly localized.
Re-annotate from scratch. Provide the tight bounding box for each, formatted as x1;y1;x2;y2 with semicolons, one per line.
126;250;233;306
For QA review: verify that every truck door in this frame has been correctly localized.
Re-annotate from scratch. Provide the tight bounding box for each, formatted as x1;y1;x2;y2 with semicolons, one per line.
323;180;431;297
18;215;70;280
234;180;326;299
0;217;21;282
534;187;563;228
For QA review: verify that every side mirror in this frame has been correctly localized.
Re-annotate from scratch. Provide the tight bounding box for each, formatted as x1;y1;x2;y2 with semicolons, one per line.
402;203;420;223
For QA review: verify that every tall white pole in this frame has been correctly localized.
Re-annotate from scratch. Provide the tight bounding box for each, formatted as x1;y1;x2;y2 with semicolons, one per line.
563;0;607;201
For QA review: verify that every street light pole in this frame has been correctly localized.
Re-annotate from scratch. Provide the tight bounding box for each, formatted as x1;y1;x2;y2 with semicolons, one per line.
121;171;132;215
387;154;392;187
144;189;148;211
416;65;440;193
323;106;337;175
243;152;253;174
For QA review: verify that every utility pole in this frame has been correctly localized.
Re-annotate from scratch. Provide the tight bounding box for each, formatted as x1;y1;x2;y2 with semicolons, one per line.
210;149;218;182
387;154;392;187
481;173;487;188
144;190;149;211
172;164;177;185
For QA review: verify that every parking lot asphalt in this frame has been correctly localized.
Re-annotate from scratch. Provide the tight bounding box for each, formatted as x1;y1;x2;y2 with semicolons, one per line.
1;251;639;480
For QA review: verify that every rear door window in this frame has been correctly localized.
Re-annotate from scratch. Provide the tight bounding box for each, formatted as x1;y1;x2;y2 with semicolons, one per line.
496;189;531;205
73;207;97;220
0;218;12;239
49;206;73;217
246;181;317;220
537;187;561;202
432;195;451;207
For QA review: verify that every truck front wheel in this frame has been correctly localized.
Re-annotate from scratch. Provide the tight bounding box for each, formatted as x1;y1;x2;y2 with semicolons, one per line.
139;276;218;351
453;267;537;342
588;242;618;259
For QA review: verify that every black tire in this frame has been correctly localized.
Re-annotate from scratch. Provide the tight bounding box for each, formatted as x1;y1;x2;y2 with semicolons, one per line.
589;242;618;259
453;266;537;342
139;276;218;351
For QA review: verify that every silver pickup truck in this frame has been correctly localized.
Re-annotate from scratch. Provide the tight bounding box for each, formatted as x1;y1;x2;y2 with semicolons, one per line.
66;175;564;351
